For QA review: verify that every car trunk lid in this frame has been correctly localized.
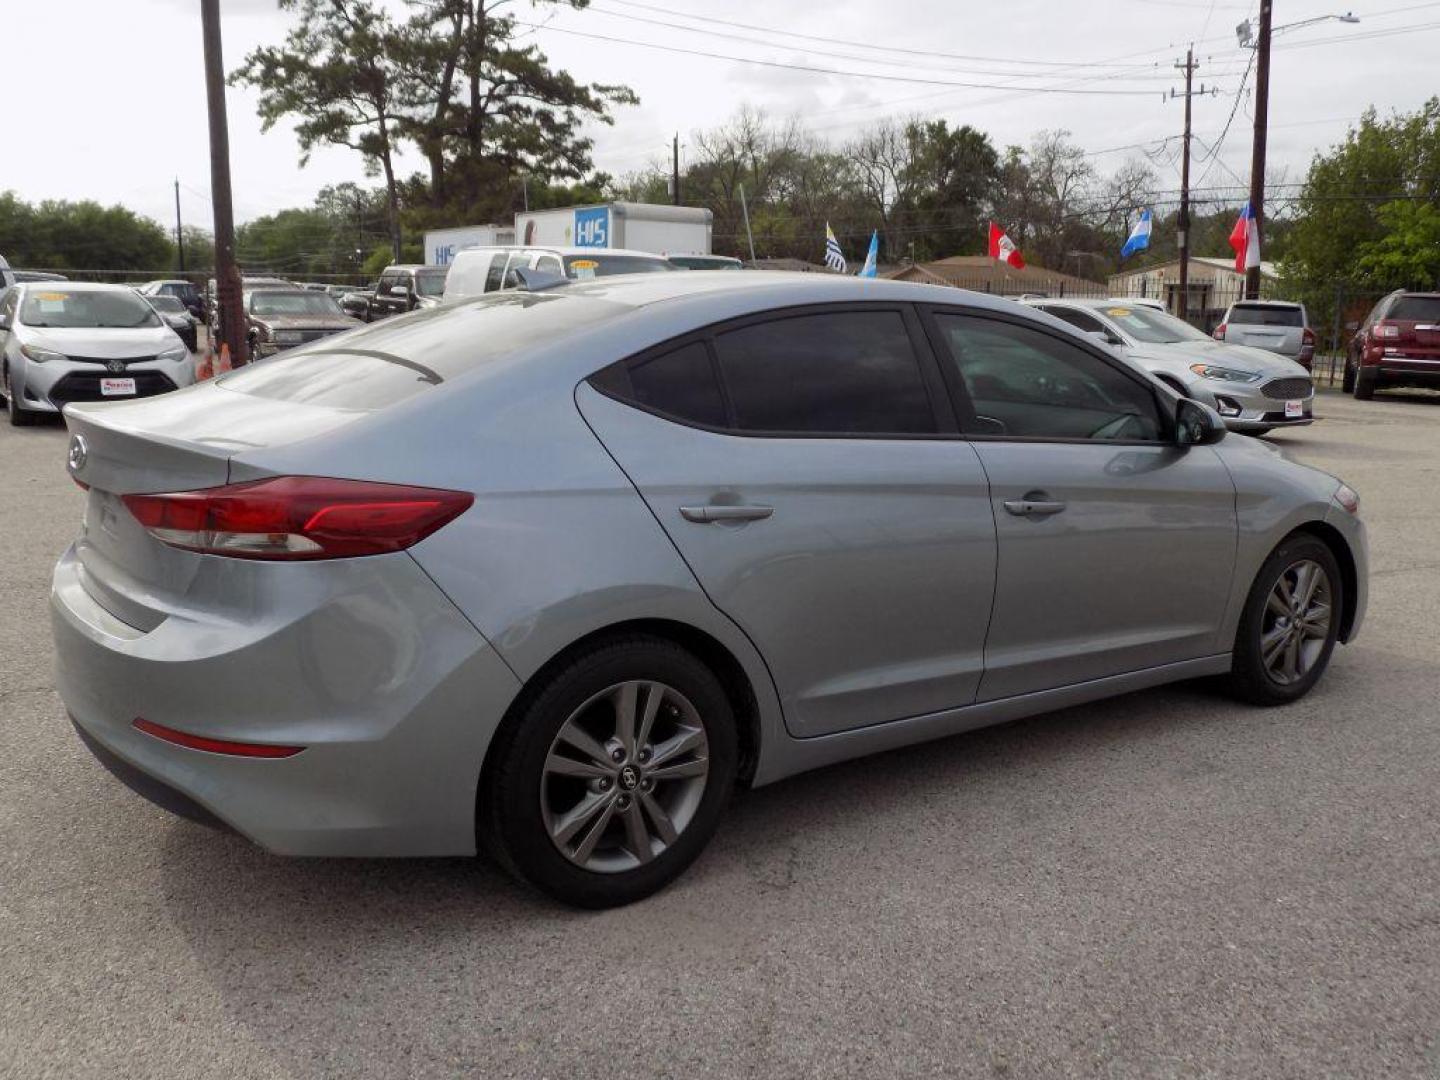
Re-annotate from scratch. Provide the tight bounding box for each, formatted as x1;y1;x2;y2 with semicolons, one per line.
64;383;368;630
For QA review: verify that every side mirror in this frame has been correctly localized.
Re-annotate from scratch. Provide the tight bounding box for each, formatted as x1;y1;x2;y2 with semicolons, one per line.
1087;329;1122;347
1176;398;1227;446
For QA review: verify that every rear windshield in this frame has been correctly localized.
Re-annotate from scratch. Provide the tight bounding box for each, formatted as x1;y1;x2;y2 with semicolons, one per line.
564;255;674;279
20;288;161;329
147;296;187;315
216;291;622;410
1390;296;1440;322
415;269;448;296
250;291;345;318
1229;304;1304;327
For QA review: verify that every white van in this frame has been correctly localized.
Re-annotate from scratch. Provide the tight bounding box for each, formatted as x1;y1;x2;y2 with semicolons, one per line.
441;246;673;303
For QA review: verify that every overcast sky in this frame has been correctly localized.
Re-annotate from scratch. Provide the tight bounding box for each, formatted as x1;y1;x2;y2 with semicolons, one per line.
6;0;1438;242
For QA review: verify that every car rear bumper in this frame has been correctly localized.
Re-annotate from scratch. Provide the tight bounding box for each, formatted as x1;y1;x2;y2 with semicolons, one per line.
52;544;522;856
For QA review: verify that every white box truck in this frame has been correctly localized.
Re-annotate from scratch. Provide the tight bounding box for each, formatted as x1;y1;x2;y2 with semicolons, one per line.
424;224;515;266
513;202;712;256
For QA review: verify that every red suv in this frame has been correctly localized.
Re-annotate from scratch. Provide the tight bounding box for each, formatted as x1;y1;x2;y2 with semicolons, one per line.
1344;290;1440;399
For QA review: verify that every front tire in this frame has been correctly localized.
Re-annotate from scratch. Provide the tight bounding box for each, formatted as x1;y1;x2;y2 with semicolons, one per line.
1341;360;1356;393
1222;534;1342;706
4;367;37;427
482;636;738;908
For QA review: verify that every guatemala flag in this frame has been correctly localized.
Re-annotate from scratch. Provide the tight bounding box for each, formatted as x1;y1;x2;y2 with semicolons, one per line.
1121;209;1152;259
858;231;879;278
824;223;847;273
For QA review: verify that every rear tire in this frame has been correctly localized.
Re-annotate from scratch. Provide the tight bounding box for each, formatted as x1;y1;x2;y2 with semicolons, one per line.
1340;361;1355;393
481;636;738;908
1353;367;1377;400
1222;534;1342;707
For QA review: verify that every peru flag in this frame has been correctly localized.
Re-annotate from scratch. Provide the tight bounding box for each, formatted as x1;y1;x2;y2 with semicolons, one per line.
1229;201;1261;273
988;222;1025;269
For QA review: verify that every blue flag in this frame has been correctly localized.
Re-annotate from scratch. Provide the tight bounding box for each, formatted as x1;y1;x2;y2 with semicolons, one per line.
1121;209;1152;259
858;231;879;278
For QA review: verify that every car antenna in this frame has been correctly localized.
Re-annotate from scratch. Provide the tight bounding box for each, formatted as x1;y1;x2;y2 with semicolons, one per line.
510;267;570;292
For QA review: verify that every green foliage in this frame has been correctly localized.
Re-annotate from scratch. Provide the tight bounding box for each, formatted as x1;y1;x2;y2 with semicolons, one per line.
1283;99;1440;292
0;191;172;273
1354;200;1440;290
237;183;392;278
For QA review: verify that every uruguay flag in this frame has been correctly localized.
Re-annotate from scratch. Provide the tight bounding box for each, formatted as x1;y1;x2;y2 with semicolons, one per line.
858;231;879;278
823;223;847;273
1121;209;1152;259
1229;201;1261;272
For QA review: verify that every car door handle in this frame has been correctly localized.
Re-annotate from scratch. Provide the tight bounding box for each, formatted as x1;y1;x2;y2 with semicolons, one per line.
1003;499;1067;517
679;505;775;523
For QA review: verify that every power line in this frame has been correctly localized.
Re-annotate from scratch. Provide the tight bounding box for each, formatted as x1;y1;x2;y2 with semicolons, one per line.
513;20;1167;94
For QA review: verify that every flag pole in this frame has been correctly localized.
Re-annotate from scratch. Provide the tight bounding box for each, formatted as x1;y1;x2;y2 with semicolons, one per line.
738;185;757;263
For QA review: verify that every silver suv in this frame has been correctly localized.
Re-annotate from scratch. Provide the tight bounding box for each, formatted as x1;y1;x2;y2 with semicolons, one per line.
1216;300;1314;369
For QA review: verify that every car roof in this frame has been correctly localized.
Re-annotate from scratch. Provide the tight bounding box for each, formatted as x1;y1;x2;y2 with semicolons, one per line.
15;281;136;293
515;268;1031;315
1229;299;1302;307
456;245;669;260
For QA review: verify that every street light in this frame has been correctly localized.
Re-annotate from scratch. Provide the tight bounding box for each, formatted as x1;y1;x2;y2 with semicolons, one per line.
1238;6;1360;298
1237;10;1358;46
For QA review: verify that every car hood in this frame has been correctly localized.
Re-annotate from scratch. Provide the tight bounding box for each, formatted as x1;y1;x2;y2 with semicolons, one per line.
20;324;181;358
254;314;361;331
1127;339;1309;378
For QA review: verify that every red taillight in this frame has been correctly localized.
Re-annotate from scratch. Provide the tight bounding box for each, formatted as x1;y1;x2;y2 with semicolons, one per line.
121;476;473;560
1299;327;1316;366
1302;327;1316;345
1213;323;1227;340
133;718;304;758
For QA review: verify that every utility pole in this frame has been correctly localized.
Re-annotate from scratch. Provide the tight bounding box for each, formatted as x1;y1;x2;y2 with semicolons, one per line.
201;0;248;366
672;133;681;206
1245;0;1273;300
173;179;186;274
1172;48;1198;320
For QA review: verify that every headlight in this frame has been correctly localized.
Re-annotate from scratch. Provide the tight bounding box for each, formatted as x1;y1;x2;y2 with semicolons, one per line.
158;346;188;363
1189;363;1261;383
272;330;303;343
1334;483;1360;514
19;343;66;364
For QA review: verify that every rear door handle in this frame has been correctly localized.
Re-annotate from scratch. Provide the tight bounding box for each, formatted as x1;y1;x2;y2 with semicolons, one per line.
679;505;775;523
1003;499;1067;517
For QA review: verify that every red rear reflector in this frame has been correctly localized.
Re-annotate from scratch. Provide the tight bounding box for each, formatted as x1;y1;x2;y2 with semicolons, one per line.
121;476;473;560
133;718;304;758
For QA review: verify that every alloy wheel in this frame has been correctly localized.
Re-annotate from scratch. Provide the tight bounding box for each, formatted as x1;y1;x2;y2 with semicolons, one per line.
1261;558;1333;685
541;680;709;874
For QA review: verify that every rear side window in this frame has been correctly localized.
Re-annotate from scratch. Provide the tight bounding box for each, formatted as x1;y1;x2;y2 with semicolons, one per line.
1229;304;1304;327
624;342;727;427
1390;296;1440;322
713;311;935;434
484;256;506;293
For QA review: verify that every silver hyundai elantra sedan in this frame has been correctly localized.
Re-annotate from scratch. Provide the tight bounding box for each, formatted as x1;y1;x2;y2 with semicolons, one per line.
52;272;1367;908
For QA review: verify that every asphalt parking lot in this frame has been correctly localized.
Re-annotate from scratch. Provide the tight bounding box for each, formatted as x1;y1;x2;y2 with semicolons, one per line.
2;387;1438;1079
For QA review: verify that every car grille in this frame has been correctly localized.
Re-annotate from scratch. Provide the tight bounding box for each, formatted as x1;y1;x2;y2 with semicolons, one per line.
54;354;160;367
48;371;177;407
1261;376;1313;400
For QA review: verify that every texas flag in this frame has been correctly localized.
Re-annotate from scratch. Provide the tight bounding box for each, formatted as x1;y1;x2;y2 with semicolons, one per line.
988;222;1025;269
1229;201;1261;273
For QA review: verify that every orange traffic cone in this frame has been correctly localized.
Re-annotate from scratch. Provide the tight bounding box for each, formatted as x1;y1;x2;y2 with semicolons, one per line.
217;343;233;374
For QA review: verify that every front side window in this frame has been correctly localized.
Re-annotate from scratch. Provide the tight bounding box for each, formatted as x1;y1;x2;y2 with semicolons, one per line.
1040;306;1107;336
713;310;936;434
19;288;161;329
935;314;1163;442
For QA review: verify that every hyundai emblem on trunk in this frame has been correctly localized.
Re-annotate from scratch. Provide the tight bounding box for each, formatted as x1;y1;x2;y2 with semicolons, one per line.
67;434;88;473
